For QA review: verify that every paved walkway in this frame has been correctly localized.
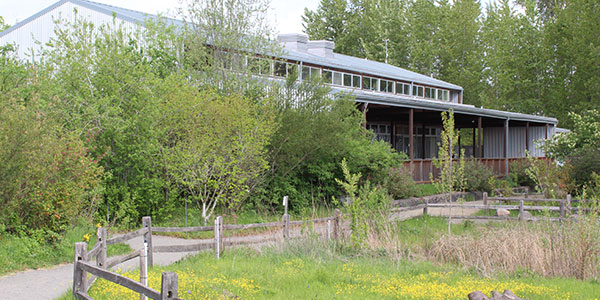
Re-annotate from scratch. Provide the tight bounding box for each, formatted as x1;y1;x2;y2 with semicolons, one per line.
0;204;482;300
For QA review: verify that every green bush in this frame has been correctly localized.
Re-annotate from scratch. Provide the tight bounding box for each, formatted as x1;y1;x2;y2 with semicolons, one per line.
569;147;600;188
510;159;536;187
462;159;494;192
0;97;103;237
385;166;419;199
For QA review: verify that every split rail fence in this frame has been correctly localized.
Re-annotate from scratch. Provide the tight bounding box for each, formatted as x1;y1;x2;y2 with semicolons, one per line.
72;208;344;299
391;192;597;222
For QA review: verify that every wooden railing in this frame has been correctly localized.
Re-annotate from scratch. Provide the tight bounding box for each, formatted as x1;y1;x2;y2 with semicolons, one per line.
391;192;597;222
73;209;344;299
403;157;550;183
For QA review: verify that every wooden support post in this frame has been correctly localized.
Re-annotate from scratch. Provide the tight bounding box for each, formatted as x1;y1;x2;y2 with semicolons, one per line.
566;194;572;216
327;220;331;240
472;122;476;157
96;227;107;269
333;209;341;241
391;121;396;150
477;117;482;158
160;272;178;300
560;201;565;219
504;119;509;176
423;200;428;216
139;249;148;300
142;216;154;267
525;122;530;152
483;192;488;214
421;122;426;159
73;242;88;297
214;216;222;259
519;199;524;221
409;108;414;161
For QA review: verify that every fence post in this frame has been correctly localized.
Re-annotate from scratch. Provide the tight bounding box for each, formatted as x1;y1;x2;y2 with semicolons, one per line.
96;227;107;269
333;209;341;241
214;216;222;259
73;242;88;297
519;199;524;221
282;214;290;240
524;187;529;199
482;192;488;215
423;200;428;216
560;201;565;219
327;220;331;240
160;272;178;300
566;194;572;216
142;216;154;268
140;248;148;300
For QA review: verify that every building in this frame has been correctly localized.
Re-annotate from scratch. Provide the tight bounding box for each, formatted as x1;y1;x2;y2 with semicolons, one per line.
0;0;558;182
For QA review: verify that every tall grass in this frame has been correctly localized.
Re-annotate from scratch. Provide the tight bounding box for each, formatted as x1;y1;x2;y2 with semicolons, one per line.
430;216;600;280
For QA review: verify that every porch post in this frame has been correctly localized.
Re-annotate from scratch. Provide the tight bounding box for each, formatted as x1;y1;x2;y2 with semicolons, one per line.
472;122;476;158
504;119;509;176
421;122;425;159
391;121;396;150
525;122;530;153
361;103;368;129
409;108;414;161
477;117;482;158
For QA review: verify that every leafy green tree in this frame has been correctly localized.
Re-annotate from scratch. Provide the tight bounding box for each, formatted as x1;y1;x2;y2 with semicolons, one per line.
161;89;276;223
0;16;8;32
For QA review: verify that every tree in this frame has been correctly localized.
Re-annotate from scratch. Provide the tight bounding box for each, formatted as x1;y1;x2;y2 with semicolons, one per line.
0;16;9;32
432;109;465;234
161;89;276;223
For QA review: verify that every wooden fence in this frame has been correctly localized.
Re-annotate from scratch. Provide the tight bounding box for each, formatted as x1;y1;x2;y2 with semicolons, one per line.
73;209;344;299
391;192;597;222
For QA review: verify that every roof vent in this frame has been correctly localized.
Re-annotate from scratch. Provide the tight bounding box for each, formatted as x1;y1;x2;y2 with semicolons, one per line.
277;33;308;52
307;40;334;58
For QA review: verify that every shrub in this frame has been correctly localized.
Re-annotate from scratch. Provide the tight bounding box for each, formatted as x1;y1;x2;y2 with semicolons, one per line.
462;159;494;192
385;167;419;199
0;97;103;237
510;159;536;187
569;147;600;188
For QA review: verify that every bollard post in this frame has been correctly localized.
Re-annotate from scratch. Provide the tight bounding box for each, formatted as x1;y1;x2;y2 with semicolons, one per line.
73;242;88;297
96;227;107;269
214;216;221;259
142;216;154;267
160;272;178;300
140;247;148;300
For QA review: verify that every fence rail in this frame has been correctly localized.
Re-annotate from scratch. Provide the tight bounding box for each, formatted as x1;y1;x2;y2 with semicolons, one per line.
73;205;344;300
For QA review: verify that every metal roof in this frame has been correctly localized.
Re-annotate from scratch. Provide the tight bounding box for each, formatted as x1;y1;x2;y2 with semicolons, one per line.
333;87;558;125
0;0;183;39
280;50;463;91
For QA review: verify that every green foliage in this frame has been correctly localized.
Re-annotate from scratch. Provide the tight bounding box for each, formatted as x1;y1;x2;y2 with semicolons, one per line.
525;155;573;198
0;95;103;236
161;89;276;223
0;16;8;32
432;109;465;195
462;159;494;192
385;167;419;199
336;159;391;248
252;77;402;212
509;158;536;188
545;110;600;189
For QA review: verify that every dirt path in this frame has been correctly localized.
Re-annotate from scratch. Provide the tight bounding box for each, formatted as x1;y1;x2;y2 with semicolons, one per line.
391;200;485;221
0;204;480;300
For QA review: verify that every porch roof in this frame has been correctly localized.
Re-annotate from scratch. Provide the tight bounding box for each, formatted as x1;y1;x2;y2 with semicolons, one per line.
336;88;558;126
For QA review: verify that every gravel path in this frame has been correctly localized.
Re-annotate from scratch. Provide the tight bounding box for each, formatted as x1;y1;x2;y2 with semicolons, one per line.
0;203;482;300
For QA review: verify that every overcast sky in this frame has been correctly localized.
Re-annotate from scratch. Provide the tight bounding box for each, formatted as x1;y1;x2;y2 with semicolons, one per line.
0;0;321;34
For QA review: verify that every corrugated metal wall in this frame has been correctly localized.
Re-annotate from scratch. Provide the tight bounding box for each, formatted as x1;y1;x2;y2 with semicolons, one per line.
483;124;553;158
0;2;140;61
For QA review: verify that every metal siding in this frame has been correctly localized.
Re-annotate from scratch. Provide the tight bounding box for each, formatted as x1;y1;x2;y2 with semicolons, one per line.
0;2;142;61
529;126;546;157
508;127;525;158
483;127;504;158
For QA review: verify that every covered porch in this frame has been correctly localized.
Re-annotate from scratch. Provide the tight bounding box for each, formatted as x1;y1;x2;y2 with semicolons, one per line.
360;102;556;182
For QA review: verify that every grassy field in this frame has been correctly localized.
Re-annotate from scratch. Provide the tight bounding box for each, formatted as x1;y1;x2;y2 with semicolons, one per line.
0;221;131;276
56;215;600;300
76;245;599;300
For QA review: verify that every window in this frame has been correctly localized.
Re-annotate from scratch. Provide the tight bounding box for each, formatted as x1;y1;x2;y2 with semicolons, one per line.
323;70;333;83
333;72;343;85
413;85;424;97
301;66;321;80
437;89;443;100
441;90;449;101
248;57;271;75
274;61;287;77
380;79;394;93
352;75;361;88
362;76;378;91
343;74;352;86
396;82;411;95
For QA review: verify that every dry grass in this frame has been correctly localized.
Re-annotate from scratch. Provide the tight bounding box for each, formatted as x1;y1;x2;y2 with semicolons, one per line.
430;216;600;280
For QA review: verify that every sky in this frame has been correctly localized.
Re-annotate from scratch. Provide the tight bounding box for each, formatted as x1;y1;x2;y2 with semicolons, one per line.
0;0;321;34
